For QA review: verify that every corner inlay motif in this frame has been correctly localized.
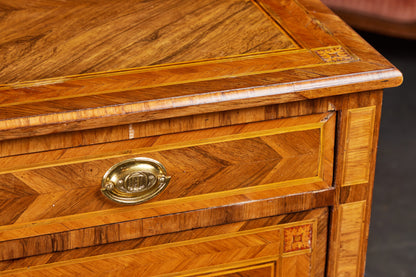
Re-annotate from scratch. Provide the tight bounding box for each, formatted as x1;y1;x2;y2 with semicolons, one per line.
283;224;313;253
314;46;355;63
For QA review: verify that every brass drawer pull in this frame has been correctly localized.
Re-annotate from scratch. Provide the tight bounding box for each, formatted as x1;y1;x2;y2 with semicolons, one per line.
101;157;171;204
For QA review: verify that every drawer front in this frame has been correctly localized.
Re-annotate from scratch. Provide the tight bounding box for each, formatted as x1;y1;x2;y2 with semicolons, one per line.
0;208;328;276
0;113;335;260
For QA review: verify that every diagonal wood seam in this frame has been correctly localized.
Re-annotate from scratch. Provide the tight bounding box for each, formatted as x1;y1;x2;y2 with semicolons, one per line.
0;0;371;96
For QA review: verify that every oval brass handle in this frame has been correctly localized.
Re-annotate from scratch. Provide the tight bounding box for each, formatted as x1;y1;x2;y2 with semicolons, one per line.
101;157;171;205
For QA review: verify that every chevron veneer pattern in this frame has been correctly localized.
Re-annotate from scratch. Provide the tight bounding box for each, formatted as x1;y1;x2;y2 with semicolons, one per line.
0;112;335;260
0;113;334;226
0;208;327;276
204;263;275;277
0;0;297;84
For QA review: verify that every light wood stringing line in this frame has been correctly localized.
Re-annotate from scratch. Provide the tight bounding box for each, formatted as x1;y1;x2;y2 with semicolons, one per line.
190;261;275;277
1;219;317;276
0;178;327;238
151;258;278;277
1;225;283;275
0;113;331;174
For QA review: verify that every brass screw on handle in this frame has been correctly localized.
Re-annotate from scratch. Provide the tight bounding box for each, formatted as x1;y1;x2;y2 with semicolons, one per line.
101;157;171;205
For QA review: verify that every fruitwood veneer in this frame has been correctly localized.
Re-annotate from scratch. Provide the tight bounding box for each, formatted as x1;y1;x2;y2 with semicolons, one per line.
0;0;402;276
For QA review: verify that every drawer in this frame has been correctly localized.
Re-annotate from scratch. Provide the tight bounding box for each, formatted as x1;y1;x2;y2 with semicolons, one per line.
0;208;328;276
0;112;335;260
0;0;403;274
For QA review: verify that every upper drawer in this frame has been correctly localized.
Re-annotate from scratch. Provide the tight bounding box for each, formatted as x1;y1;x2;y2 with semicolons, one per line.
0;112;335;260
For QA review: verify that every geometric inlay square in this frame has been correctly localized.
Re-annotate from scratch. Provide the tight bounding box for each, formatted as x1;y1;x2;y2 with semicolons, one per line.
313;46;355;63
283;224;313;253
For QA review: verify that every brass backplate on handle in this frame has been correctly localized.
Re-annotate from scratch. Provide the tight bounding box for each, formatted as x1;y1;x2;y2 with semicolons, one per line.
101;157;171;204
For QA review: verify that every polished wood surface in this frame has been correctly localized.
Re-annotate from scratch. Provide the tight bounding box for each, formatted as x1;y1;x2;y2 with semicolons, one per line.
342;107;376;186
0;0;296;84
0;91;376;157
327;91;383;277
0;113;333;174
0;208;328;276
0;0;401;140
330;8;416;40
0;0;403;275
0;112;335;260
335;202;366;277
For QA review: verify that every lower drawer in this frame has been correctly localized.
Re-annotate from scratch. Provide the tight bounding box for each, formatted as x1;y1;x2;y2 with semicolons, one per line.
0;208;328;276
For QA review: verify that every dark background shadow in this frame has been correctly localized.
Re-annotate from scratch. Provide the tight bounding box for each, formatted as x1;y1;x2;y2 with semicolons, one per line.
358;31;416;277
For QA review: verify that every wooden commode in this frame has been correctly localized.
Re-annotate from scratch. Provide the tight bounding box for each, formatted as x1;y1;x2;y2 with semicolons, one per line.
0;0;402;276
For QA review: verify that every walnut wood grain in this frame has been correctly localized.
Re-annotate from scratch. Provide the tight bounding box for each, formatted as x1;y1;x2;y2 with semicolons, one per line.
0;0;296;84
327;91;383;277
0;187;334;261
0;91;373;157
0;89;387;272
0;63;401;140
0;113;333;225
0;91;383;259
0;129;322;224
340;183;368;203
5;229;282;276
209;263;274;277
331;8;416;40
0;0;403;274
0;112;332;173
342;106;376;186
0;0;402;140
334;201;366;277
0;208;328;276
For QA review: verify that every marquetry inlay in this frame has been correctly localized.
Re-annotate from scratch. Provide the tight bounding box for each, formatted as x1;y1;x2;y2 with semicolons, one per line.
283;224;313;253
0;0;297;84
314;46;355;63
0;0;402;275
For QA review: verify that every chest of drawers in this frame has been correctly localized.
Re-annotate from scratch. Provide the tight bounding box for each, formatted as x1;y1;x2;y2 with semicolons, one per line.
0;0;402;276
